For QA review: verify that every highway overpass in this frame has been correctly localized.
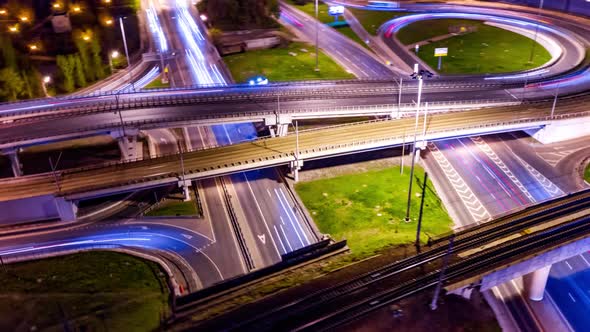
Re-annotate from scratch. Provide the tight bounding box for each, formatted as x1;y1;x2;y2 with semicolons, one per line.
1;100;589;221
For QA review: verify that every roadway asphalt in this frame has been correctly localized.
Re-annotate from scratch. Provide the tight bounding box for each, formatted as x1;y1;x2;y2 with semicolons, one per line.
424;132;590;331
154;0;318;272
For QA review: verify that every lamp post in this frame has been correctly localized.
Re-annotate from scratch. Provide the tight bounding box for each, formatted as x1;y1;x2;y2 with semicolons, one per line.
41;76;51;97
405;69;432;223
314;0;319;72
109;50;119;73
529;0;545;63
119;17;133;91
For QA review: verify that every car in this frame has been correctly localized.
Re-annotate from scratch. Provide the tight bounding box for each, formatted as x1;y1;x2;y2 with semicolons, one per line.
248;76;269;86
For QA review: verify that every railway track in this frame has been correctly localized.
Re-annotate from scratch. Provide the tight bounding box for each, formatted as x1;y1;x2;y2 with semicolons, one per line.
182;188;590;331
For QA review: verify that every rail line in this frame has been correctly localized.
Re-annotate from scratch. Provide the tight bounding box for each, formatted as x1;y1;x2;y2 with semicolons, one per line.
184;188;590;331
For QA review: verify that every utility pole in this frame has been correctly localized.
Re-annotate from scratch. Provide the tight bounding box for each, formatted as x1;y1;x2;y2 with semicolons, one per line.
177;141;189;201
529;0;545;63
550;83;560;119
397;77;403;119
431;235;455;310
119;17;134;91
405;77;423;222
314;0;319;72
421;102;429;144
416;172;428;249
400;129;406;175
115;94;126;137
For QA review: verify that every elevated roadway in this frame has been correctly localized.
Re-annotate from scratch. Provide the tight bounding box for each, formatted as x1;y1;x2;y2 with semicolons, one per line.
0;99;588;202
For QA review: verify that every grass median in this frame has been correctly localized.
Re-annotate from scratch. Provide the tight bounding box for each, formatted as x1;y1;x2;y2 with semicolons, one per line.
224;42;354;82
295;165;452;258
585;163;590;183
397;19;551;74
146;192;199;217
349;8;408;35
0;251;170;331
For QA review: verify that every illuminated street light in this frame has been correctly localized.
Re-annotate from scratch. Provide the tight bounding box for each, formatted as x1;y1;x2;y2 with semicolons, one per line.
0;9;7;15
41;76;51;97
105;18;113;25
82;34;90;41
8;25;18;33
72;6;81;13
109;50;119;72
53;3;61;9
20;16;29;22
200;14;207;22
29;44;39;51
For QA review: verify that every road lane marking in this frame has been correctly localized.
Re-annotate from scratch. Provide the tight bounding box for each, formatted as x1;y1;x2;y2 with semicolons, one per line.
512;154;564;197
279;224;293;252
273;225;287;254
275;188;304;247
471;136;535;204
243;173;281;257
568;292;576;302
428;142;491;223
565;260;573;270
279;188;310;245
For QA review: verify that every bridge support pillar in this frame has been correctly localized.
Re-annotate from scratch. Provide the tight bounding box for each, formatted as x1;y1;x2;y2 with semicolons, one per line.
265;115;291;138
111;129;141;161
523;265;551;301
179;181;192;201
290;159;303;182
3;148;22;177
54;197;78;221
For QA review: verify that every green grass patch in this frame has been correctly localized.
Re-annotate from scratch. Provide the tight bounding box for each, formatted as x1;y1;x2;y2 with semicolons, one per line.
295;166;452;258
584;163;590;183
144;75;171;89
146;196;199;217
335;26;371;50
224;42;354;82
349;8;408;35
0;251;169;331
399;19;551;74
286;0;333;24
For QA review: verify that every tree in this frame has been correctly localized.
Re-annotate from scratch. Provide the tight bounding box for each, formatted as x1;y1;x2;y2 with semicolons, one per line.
57;55;75;93
90;34;105;80
73;55;87;88
0;35;18;70
75;35;95;82
0;67;25;101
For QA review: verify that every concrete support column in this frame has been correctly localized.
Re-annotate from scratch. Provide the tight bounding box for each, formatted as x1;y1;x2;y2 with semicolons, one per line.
54;197;78;221
290;159;303;182
117;136;140;161
179;181;191;201
277;123;289;137
523;265;552;301
3;149;22;177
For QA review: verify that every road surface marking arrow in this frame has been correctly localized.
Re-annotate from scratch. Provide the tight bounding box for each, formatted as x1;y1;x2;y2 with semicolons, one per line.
181;233;193;240
258;234;266;244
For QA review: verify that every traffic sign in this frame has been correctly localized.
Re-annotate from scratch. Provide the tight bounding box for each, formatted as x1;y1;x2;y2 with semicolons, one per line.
328;5;345;16
434;48;448;57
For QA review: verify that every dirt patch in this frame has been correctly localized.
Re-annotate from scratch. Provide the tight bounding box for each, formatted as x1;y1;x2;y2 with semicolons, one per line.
299;154;412;182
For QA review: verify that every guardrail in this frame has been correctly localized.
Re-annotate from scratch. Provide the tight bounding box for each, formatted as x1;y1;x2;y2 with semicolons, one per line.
43;108;590;198
0;79;526;120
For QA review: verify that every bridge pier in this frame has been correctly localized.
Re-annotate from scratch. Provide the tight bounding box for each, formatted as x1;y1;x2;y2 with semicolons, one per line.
2;148;22;177
523;265;551;301
265;115;292;137
54;197;78;221
290;159;303;182
111;129;142;161
179;181;192;201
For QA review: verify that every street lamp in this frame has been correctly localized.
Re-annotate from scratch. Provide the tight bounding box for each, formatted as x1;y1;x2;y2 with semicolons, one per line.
314;0;319;72
0;9;7;15
200;14;207;22
72;5;81;13
404;68;433;223
29;44;39;51
20;16;29;22
42;76;51;97
119;17;134;90
105;18;114;26
109;50;119;72
8;25;18;33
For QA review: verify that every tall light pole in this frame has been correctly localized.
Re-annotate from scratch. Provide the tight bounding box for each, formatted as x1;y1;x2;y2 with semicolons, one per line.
405;69;432;223
529;0;545;63
109;50;119;73
550;83;560;119
41;76;51;97
314;0;319;72
119;17;133;91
